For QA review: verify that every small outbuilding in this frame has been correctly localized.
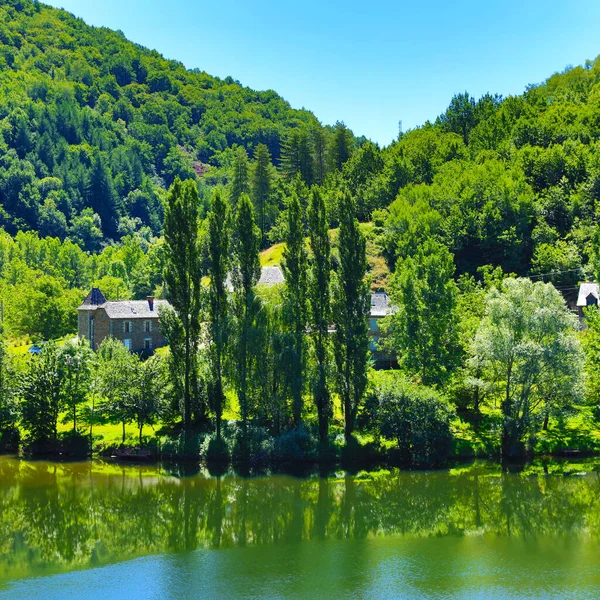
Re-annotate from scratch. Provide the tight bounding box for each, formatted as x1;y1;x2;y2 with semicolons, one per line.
577;282;599;324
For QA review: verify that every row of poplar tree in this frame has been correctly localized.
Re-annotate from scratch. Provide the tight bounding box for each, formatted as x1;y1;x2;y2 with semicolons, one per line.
163;177;371;452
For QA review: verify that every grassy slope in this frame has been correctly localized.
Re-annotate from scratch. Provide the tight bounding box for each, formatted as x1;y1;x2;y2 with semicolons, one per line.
259;223;391;290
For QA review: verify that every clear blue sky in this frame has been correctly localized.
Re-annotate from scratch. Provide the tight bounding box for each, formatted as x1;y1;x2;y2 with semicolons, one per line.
44;0;600;146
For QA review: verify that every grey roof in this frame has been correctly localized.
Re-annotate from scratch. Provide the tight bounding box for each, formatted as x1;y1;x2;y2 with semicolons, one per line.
226;266;285;291
80;287;107;307
370;292;395;317
577;282;600;307
102;299;171;319
258;266;285;286
78;288;171;318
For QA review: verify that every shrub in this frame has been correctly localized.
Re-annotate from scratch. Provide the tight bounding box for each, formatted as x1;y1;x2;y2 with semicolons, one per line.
271;426;317;464
205;435;230;464
0;427;20;454
364;373;454;466
60;431;91;458
230;424;272;464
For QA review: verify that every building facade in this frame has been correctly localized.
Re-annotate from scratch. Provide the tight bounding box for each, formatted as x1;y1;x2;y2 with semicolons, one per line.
577;282;599;326
77;288;170;353
368;291;397;369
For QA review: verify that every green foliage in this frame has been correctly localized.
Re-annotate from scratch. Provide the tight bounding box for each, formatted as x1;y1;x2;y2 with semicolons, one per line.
0;339;18;434
20;341;63;448
95;337;137;443
307;189;332;441
231;193;261;428
281;191;308;425
207;189;230;439
332;191;370;442
472;278;583;456
0;0;358;247
364;373;454;465
581;307;600;412
163;178;203;429
386;240;459;386
58;337;94;431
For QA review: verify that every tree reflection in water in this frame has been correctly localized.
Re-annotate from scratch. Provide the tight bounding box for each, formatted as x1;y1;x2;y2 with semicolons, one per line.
0;457;599;585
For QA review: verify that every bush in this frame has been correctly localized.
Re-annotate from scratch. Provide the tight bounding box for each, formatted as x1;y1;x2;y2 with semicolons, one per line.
60;431;91;458
205;435;230;464
364;373;454;466
231;424;272;464
160;432;206;460
271;426;317;464
0;427;20;454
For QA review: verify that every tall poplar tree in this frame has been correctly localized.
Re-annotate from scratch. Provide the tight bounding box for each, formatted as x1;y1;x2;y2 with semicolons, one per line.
332;191;370;443
230;146;250;209
231;193;261;432
308;189;332;441
163;177;202;433
282;191;308;426
251;143;273;246
207;190;230;440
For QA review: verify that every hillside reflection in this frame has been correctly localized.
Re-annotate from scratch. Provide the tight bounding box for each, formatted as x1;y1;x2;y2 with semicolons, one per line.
0;458;599;584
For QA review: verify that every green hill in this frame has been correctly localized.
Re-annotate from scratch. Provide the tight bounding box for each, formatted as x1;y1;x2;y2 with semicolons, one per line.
2;0;600;298
0;0;353;244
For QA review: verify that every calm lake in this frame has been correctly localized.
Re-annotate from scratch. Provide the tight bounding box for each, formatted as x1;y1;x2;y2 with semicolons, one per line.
0;457;599;599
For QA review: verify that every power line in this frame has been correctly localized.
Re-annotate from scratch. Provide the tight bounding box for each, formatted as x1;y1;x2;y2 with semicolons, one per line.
529;267;586;279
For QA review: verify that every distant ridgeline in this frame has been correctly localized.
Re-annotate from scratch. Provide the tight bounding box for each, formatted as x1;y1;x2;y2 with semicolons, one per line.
1;0;600;291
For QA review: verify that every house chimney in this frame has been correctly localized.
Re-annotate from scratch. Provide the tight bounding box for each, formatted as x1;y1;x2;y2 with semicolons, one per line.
147;296;154;311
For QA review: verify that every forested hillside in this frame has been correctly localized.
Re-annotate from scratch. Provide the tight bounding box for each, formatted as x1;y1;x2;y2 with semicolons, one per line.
2;0;600;321
0;0;359;246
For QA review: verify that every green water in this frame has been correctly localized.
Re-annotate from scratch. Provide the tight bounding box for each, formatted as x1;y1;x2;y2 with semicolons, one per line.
0;458;599;599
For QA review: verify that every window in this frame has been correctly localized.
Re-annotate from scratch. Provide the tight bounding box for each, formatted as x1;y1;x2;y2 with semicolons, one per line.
144;338;152;351
123;339;131;350
144;320;152;333
123;321;132;333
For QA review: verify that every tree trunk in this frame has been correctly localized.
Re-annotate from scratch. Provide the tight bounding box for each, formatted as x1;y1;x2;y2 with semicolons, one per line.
184;324;191;433
501;364;513;457
344;392;353;443
473;385;480;433
542;412;549;431
122;420;126;445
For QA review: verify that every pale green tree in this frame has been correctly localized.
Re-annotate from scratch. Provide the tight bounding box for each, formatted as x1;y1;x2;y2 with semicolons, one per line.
472;278;583;456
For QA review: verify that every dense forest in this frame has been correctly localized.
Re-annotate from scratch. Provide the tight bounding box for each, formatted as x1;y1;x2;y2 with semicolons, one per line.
1;0;600;464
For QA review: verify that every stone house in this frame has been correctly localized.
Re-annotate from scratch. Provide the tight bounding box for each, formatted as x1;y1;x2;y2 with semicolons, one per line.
77;288;170;353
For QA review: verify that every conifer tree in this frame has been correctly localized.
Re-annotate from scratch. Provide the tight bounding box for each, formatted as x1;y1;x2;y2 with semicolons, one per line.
311;124;328;186
86;151;120;239
231;193;261;432
251;143;273;246
163;178;202;433
329;122;353;172
282;191;308;426
281;128;313;186
308;189;332;441
207;190;230;440
332;191;370;443
230;146;250;209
